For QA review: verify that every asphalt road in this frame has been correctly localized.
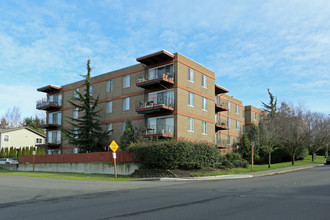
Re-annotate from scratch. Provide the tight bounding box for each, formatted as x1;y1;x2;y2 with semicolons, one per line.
1;166;330;220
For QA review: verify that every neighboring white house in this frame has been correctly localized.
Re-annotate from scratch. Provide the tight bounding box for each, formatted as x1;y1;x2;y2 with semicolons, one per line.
0;127;46;149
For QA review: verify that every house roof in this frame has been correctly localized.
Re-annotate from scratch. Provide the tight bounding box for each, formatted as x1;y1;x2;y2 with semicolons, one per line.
0;127;46;138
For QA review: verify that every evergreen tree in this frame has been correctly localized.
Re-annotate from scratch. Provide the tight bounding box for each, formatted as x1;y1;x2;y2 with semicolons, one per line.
17;148;22;158
4;148;9;157
0;148;5;158
62;60;110;153
119;119;135;151
261;88;277;118
23;116;46;134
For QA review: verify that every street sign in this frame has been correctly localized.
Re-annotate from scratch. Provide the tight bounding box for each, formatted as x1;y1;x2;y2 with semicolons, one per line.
109;140;119;152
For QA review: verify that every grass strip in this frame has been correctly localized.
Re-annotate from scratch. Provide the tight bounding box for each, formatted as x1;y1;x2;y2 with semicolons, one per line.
0;169;136;181
191;155;326;177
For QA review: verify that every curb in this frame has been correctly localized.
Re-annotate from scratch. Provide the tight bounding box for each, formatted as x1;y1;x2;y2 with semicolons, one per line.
152;163;325;182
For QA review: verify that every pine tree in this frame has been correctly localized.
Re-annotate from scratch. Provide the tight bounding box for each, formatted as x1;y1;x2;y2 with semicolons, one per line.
261;88;277;118
62;60;110;153
119;119;136;151
4;148;9;157
0;148;5;158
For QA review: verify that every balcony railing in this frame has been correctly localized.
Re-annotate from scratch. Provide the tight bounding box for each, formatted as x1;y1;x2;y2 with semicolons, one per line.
36;98;62;110
136;95;174;114
215;120;229;130
136;72;175;89
143;124;174;138
215;97;229;112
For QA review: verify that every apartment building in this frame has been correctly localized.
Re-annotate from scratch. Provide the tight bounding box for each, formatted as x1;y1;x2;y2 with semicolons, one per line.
36;50;262;154
244;105;263;133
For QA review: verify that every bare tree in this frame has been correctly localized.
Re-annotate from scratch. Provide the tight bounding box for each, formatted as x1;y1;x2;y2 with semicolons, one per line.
1;106;22;128
306;112;329;161
278;102;309;165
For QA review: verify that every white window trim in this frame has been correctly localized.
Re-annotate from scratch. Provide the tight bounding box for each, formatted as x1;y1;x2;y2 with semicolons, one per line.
188;118;194;132
123;97;130;111
236;104;239;114
188;68;194;83
106;79;113;92
202;121;207;135
188;92;194;107
202;74;207;88
236;120;239;130
106;101;112;113
202;97;207;111
123;75;130;88
4;135;9;142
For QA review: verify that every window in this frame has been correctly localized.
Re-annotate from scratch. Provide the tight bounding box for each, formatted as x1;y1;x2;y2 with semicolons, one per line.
107;123;113;135
188;118;194;132
202;97;207;111
48;112;62;125
254;112;257;120
202;121;207;134
4;135;9;142
236;104;239;114
227;135;231;145
188;68;194;82
227;101;231;110
47;131;61;144
123;75;130;88
122;121;126;132
73;108;78;119
89;86;93;96
202;74;207;88
106;79;113;92
73;128;78;139
188;92;194;107
148;64;174;80
227;118;231;128
74;89;79;99
123;97;130;111
36;138;43;144
236;120;239;130
106;101;112;113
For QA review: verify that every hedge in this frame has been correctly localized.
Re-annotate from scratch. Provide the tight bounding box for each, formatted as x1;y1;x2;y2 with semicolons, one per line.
129;140;222;169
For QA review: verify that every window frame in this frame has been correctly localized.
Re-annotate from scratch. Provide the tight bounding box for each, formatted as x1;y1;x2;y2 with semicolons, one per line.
188;68;194;83
123;75;130;88
4;135;9;142
106;101;112;113
106;79;113;92
202;74;207;88
202;97;207;111
123;97;130;111
202;121;207;135
188;117;194;132
188;92;194;107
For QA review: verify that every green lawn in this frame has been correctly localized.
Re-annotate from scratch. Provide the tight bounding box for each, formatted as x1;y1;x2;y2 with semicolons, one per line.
0;169;136;181
191;155;326;177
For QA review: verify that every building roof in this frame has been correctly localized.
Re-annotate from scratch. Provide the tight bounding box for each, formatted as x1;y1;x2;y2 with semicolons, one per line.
0;127;46;138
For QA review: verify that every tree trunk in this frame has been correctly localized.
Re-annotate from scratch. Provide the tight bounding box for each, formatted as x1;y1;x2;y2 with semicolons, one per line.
268;151;271;168
292;153;295;165
312;152;315;162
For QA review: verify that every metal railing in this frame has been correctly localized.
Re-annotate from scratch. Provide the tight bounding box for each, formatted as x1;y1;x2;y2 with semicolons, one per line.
215;97;228;108
215;120;228;127
136;72;175;83
216;139;229;146
145;124;174;136
136;95;175;109
36;98;61;108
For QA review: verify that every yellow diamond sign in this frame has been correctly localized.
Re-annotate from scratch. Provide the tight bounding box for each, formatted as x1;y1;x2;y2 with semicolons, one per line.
109;140;119;152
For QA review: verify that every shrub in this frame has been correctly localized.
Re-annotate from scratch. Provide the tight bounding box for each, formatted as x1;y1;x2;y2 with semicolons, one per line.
225;153;241;161
130;140;222;169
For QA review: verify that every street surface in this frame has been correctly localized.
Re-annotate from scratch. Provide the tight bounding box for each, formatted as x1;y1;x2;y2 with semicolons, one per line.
1;165;330;220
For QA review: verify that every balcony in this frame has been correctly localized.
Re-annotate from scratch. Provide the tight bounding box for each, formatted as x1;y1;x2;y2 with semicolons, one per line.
36;99;62;111
37;124;59;129
37;85;61;94
215;97;229;112
136;50;175;66
136;95;174;115
215;120;229;131
142;124;174;138
36;142;61;148
215;139;230;148
215;84;229;95
136;72;174;89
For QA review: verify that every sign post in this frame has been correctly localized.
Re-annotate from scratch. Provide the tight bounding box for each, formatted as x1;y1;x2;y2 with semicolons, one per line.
251;141;255;172
109;140;119;178
32;151;36;172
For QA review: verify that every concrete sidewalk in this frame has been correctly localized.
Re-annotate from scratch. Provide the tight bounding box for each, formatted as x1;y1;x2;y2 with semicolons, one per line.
159;163;325;181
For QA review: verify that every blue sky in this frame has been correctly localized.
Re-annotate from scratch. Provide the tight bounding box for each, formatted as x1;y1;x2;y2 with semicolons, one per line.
1;0;329;118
